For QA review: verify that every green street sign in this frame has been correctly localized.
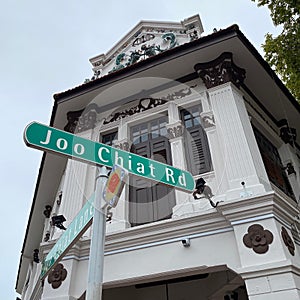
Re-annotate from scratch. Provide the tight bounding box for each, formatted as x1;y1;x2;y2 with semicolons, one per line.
24;122;195;192
40;194;95;279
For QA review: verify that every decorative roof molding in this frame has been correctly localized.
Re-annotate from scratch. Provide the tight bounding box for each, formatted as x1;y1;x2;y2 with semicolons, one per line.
88;15;203;79
194;52;246;89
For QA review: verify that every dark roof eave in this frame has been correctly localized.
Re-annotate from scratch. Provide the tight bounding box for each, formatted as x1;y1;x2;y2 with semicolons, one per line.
53;25;240;101
15;101;58;291
53;24;299;113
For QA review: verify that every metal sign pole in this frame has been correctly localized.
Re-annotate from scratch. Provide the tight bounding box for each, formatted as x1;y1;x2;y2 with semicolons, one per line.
86;166;108;300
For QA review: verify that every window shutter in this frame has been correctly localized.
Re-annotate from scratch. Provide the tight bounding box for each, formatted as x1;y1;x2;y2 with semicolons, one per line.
129;141;154;226
185;125;212;175
253;127;294;199
129;135;175;226
150;138;175;222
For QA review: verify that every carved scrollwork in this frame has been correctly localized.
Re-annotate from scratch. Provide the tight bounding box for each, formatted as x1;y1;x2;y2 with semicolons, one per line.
167;124;184;139
64;103;101;133
104;97;167;124
201;114;215;129
108;32;177;74
104;87;194;125
113;141;131;152
194;52;246;89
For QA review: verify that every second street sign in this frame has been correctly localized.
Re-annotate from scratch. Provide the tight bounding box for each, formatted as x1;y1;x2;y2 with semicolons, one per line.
24;122;195;192
40;193;95;279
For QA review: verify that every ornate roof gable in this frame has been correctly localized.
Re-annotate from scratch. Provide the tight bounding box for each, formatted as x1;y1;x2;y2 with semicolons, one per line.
88;15;203;79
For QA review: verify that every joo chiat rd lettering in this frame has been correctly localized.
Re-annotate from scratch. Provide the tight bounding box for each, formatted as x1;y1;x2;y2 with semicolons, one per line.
24;122;195;192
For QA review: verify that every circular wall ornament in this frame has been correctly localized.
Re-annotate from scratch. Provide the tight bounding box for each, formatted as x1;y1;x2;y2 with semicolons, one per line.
243;224;273;254
47;263;67;289
281;226;295;256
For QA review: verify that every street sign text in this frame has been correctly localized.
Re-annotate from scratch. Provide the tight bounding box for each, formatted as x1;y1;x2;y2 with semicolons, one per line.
24;122;195;192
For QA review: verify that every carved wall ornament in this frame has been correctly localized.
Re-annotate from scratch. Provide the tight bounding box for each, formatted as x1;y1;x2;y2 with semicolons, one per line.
104;97;167;124
108;32;177;74
283;162;296;176
104;87;194;125
280;126;297;146
43;205;52;218
47;263;67;289
194;52;246;89
201;113;215;129
281;226;295;256
167;124;184;139
189;29;199;41
64;103;102;133
57;191;62;205
113;141;131;152
64;86;195;130
33;249;40;263
243;224;273;254
44;231;50;242
132;33;155;46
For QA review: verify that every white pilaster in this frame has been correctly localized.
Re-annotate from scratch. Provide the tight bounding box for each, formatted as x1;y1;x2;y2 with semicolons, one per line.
53;131;92;240
106;133;131;232
208;82;270;200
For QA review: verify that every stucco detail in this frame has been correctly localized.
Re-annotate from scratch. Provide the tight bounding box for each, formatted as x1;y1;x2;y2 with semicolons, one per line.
243;224;273;254
47;263;67;289
194;52;246;89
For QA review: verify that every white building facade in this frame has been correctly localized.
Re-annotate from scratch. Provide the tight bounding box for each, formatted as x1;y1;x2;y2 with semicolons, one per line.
16;15;300;300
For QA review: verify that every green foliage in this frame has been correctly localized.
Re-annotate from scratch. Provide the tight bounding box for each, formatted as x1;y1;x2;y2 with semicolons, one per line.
252;0;300;101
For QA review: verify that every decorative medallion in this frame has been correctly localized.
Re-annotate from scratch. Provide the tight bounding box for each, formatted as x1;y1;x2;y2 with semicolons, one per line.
194;52;246;89
281;226;295;256
47;263;67;289
243;224;273;254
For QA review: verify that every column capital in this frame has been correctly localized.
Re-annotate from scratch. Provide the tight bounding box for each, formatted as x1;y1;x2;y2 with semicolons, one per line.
200;111;215;131
112;138;132;152
166;121;184;141
194;52;246;89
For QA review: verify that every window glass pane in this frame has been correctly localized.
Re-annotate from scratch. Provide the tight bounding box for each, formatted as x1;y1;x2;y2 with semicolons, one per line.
101;131;117;146
129;116;174;226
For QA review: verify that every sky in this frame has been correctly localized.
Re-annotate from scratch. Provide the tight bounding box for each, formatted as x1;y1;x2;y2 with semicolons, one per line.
0;1;282;298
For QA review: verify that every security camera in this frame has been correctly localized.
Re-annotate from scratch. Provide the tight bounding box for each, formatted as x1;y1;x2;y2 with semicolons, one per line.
181;238;191;247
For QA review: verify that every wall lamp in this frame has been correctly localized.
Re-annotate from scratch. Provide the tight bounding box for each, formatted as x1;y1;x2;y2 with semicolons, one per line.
51;215;67;230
